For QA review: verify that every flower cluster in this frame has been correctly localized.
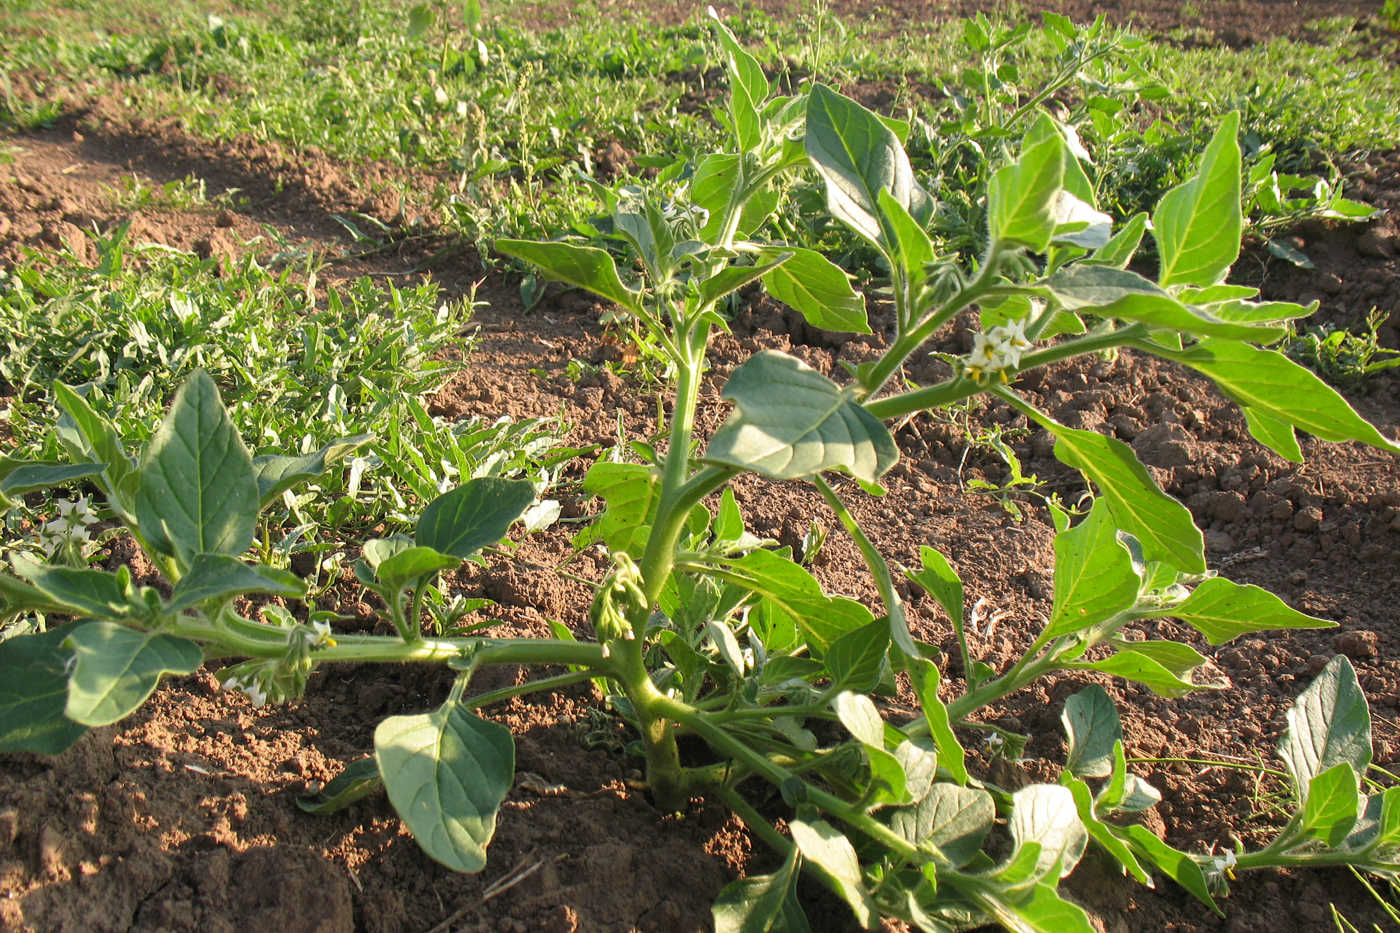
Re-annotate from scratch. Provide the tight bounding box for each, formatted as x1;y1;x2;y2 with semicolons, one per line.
963;318;1033;383
39;497;98;561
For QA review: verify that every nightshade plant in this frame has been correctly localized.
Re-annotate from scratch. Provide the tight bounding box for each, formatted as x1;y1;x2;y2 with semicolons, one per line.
4;11;1400;931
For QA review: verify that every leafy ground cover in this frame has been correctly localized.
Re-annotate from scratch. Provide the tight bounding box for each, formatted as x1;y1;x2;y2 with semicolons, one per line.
2;0;1400;931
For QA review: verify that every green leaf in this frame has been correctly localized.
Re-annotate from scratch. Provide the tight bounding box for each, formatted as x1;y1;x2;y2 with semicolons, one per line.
1280;654;1371;799
11;553;138;620
1166;576;1333;645
804;83;915;249
1080;649;1198;698
906;546;963;629
63;622;203;726
1120;824;1220;913
706;351;897;483
877;188;936;300
908;658;967;784
889;783;994;867
835;691;908;803
1300;763;1360;847
377;546;461;592
692;153;777;242
1087;211;1147;268
712;847;809;933
416;478;535;558
1242;409;1303;463
1153;113;1241;287
374;698;515;874
991;881;1097;933
1009;784;1087;879
1032;410;1203;572
53;380;136;503
135;370;259;571
1108;639;1207;679
707;8;769;151
1043;265;1284;342
0;461;106;498
167;554;305;613
1062;685;1122;779
789;818;877;929
987;132;1065;252
825;620;889;692
0;624;87;754
0;572;71;615
1062;776;1150;884
496;240;641;313
759;247;870;334
1046;500;1139;640
702;254;792;309
721;549;873;651
1173;339;1400;457
297;757;384;815
252;435;371;507
574;462;659;555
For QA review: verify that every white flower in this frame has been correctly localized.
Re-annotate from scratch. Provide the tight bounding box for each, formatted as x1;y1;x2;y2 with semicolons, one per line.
222;676;268;708
964;317;1035;382
311;620;337;648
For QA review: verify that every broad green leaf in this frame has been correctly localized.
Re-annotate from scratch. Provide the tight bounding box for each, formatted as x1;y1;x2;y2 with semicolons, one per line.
252;435;372;507
375;698;515;873
406;2;433;37
1086;211;1148;268
53;380;135;500
361;535;413;571
1009;784;1087;879
11;554;137;620
574;462;659;555
833;691;908;804
0;461;106;498
889;782;994;867
63;622;203;726
1300;763;1360;847
0;624;87;754
0;572;70;614
1030;408;1203;572
496;240;640;313
989;882;1096;933
760;247;870;334
987;132;1064;252
167;554;305;613
1061;685;1122;779
706;351;897;483
1121;825;1220;912
712;847;809;933
895;740;937;802
416;478;535;558
877;189;936;301
135;370;259;570
1043;266;1284;342
377;546;461;592
1079;649;1197;698
1046;501;1139;640
1242;409;1303;463
824;620;889;692
1108;639;1208;680
1117;774;1164;813
702;254;792;309
708;8;769;150
1173;339;1400;457
692;153;777;242
297;757;384;815
908;658;967;784
1280;655;1371;799
721;549;873;651
1153;113;1241;287
789;819;877;929
906;546;963;629
707;620;747;676
805;83;915;249
1062;775;1149;884
1166;576;1332;645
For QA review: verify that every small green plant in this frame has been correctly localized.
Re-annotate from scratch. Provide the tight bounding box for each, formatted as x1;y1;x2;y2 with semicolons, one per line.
1284;310;1400;389
4;12;1400;931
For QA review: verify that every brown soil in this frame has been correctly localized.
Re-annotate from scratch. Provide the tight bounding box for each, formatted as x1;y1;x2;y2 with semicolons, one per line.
3;3;1400;932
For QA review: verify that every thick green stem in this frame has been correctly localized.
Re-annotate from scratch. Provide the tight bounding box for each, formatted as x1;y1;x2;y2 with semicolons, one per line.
459;669;601;711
